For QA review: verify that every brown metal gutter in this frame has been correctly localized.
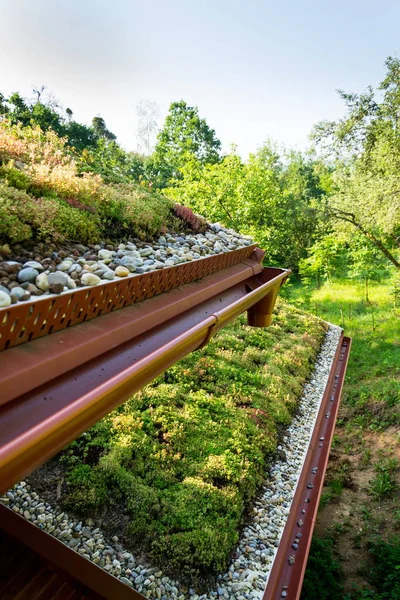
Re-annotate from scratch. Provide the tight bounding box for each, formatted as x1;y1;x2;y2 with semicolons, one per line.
0;245;258;352
0;503;142;599
0;251;267;406
0;259;289;493
262;334;352;600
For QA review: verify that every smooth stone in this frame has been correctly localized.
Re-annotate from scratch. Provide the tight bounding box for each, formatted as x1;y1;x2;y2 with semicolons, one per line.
74;244;87;253
17;267;39;283
102;270;116;280
98;249;114;260
0;290;11;307
9;286;27;300
139;248;153;257
48;272;68;287
49;283;64;294
36;273;50;291
23;260;44;272
68;264;82;274
0;285;10;295
115;266;130;277
67;278;77;290
81;273;101;286
57;261;73;272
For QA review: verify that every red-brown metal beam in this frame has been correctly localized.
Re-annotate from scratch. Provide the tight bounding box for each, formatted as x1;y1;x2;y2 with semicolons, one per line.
0;504;142;599
262;335;352;600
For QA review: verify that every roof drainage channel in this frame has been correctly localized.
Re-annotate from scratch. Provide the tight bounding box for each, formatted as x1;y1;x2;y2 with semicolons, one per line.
0;266;289;493
0;244;258;352
262;335;352;600
0;256;269;406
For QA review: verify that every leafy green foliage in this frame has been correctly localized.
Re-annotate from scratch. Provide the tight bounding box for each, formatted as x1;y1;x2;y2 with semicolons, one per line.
61;302;326;584
0;182;100;243
0;121;174;243
369;457;399;500
312;57;400;270
287;275;400;596
166;146;326;270
149;100;221;188
301;536;344;600
78;139;145;183
344;538;400;600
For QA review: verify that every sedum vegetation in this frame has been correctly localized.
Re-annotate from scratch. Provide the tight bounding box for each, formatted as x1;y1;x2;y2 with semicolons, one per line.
0;121;173;244
60;302;326;583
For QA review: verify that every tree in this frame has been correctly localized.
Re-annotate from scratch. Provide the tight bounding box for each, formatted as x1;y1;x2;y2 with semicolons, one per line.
135;99;159;155
79;139;145;183
4;91;64;135
166;143;326;270
347;235;391;302
91;116;116;142
64;120;98;152
149;100;221;188
312;57;400;269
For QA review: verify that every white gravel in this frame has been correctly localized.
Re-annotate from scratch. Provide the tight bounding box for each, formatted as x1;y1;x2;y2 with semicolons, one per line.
0;324;342;600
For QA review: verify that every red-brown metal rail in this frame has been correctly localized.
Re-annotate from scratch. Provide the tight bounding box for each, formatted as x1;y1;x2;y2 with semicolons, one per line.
263;335;352;600
0;332;351;600
0;245;258;352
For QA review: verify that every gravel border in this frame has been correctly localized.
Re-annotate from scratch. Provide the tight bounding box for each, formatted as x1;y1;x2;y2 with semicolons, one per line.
0;324;342;600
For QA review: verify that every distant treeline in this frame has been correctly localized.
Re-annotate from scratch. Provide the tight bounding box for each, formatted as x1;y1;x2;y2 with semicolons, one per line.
1;57;399;282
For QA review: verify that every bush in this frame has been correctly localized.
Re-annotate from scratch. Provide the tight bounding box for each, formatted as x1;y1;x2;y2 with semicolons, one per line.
63;464;108;513
101;183;173;238
0;183;101;244
301;536;344;600
0;120;175;243
344;537;400;600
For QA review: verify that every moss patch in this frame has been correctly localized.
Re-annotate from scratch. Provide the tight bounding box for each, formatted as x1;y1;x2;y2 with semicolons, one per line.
58;301;326;584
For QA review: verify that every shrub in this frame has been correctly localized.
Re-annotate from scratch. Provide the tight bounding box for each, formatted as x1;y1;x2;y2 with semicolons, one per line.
173;204;207;232
101;184;173;238
344;537;400;600
63;464;108;514
0;120;175;243
301;536;344;600
0;182;101;244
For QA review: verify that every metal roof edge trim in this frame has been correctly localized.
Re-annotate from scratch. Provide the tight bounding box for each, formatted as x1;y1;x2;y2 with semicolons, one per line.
262;334;352;600
0;244;258;351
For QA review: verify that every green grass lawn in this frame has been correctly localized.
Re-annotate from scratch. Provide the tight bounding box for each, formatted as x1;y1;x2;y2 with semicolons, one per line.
57;300;326;585
287;278;400;433
288;276;400;600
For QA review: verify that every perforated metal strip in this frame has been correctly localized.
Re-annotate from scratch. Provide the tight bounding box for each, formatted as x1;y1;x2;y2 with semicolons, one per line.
0;245;256;351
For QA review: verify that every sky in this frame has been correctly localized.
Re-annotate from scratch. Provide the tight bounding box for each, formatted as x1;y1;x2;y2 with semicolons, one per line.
0;0;400;157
